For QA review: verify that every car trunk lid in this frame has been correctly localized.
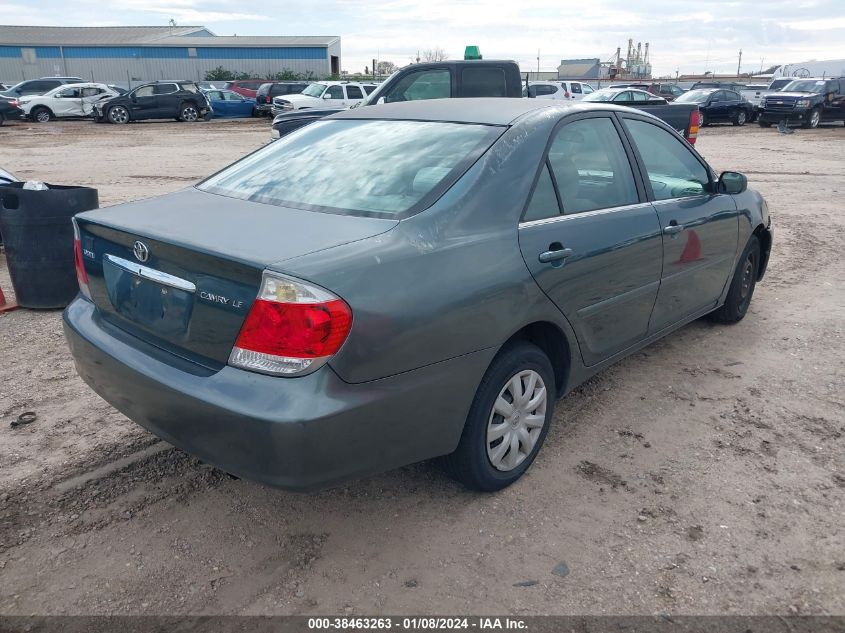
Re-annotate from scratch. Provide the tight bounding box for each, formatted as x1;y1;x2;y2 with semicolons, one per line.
76;187;397;367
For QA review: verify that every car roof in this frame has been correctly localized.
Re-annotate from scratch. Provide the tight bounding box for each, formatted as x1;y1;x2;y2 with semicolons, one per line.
330;97;586;125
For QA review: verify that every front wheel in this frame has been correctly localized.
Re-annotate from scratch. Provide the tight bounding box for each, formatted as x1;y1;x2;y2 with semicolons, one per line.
709;236;760;324
180;103;199;122
440;341;556;491
732;110;747;126
32;107;52;123
107;105;130;124
802;108;821;129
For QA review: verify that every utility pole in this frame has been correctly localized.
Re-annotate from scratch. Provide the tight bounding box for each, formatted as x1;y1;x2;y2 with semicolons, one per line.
537;49;540;75
737;49;743;77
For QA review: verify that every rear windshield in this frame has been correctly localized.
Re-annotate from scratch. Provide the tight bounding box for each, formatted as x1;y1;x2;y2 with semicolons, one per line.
198;119;501;218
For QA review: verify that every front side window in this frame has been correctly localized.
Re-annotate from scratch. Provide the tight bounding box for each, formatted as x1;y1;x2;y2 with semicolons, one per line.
461;67;507;97
59;87;81;98
385;69;451;102
547;117;638;214
199;120;501;217
223;91;244;101
625;119;710;200
326;85;344;99
134;86;154;98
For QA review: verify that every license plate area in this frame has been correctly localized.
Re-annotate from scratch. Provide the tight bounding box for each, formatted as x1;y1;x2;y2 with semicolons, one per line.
103;255;195;337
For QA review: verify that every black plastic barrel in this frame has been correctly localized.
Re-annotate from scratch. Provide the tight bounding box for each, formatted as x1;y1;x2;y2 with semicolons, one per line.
0;183;99;309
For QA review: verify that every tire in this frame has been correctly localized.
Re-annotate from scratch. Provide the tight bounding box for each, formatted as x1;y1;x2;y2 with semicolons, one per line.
180;102;199;122
32;107;52;123
709;235;761;324
440;341;556;491
802;108;821;129
732;110;747;126
758;120;772;128
0;112;4;126
107;105;130;124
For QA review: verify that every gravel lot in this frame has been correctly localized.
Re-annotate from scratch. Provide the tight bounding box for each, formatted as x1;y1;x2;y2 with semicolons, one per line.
0;117;843;616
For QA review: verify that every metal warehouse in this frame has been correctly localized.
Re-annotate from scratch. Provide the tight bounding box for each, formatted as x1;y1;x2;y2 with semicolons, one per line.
0;26;341;84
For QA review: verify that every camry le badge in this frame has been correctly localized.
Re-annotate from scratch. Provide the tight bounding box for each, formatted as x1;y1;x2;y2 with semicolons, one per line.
133;240;150;263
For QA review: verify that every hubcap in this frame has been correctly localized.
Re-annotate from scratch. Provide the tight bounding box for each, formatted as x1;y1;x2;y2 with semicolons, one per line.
740;254;754;299
183;107;198;121
110;107;128;123
738;112;746;124
810;111;820;127
36;111;49;122
487;370;547;472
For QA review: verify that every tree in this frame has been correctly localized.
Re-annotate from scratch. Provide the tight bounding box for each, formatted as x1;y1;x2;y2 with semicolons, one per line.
422;47;448;62
204;66;235;81
376;60;397;75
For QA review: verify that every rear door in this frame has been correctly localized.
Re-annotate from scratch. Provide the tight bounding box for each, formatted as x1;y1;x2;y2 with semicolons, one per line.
620;114;739;331
345;84;365;104
570;82;583;100
518;113;663;366
459;65;508;97
153;83;181;117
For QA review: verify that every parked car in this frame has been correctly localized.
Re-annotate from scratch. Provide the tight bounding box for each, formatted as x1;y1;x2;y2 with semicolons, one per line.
271;81;375;112
0;166;16;184
221;80;272;99
65;98;771;492
525;80;595;100
17;83;120;122
0;96;23;125
757;77;845;128
204;89;256;118
254;82;310;115
92;81;210;124
583;87;668;105
0;83;11;91
610;83;686;101
689;81;747;92
0;77;85;99
674;88;754;127
740;77;793;113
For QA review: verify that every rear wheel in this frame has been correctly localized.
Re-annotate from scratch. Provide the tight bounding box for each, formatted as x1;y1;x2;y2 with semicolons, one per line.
699;111;707;127
32;107;52;123
732;110;747;126
180;103;199;122
709;236;760;324
440;342;556;491
0;112;5;126
107;105;130;124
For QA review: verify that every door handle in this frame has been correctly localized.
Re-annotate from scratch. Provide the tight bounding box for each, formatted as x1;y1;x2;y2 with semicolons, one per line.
663;223;684;235
538;247;573;263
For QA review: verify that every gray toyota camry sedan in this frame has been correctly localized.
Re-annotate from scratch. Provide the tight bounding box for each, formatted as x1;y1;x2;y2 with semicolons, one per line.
64;98;772;492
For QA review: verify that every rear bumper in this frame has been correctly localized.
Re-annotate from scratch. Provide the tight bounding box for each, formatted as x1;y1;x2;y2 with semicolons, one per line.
63;297;493;490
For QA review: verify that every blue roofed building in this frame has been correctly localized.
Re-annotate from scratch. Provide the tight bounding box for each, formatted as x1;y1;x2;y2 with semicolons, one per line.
0;25;341;84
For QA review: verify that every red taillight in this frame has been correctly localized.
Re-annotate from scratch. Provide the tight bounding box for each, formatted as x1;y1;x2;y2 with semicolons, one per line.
229;272;352;376
565;91;571;99
72;220;92;300
687;110;701;145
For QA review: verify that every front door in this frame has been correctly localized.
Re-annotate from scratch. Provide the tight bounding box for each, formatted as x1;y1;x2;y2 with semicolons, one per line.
518;114;663;366
620;115;739;332
129;85;157;118
53;86;82;116
324;85;346;107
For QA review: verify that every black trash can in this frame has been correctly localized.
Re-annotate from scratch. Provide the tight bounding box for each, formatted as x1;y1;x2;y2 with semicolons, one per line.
0;183;99;309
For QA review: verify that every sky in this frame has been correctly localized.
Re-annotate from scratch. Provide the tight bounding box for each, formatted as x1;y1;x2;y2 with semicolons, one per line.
2;0;844;77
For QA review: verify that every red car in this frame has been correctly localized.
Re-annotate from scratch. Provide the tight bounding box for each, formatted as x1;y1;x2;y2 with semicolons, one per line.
222;79;272;99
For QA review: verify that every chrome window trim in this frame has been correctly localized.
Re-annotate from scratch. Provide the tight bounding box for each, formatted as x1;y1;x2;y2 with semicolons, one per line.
104;255;196;293
518;201;654;229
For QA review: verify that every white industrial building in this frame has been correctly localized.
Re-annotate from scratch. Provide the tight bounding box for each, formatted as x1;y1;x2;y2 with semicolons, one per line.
0;25;341;84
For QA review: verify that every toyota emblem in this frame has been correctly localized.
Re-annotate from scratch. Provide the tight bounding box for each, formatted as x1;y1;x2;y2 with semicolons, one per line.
133;241;150;263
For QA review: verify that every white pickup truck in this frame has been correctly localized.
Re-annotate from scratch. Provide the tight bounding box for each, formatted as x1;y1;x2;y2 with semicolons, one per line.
740;77;794;113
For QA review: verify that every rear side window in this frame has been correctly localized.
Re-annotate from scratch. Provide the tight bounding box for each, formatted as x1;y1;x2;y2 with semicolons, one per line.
222;82;234;90
346;85;364;99
181;83;199;93
625;119;710;200
523;164;560;222
461;67;507;97
199;120;501;217
548;117;638;214
363;85;377;95
571;83;582;94
153;83;178;95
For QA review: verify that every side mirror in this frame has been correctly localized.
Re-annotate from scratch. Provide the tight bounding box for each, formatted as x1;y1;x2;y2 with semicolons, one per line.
322;93;331;99
376;96;385;105
718;171;747;195
53;94;62;99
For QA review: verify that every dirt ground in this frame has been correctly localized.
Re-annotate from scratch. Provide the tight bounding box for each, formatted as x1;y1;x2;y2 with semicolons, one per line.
0;117;843;616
